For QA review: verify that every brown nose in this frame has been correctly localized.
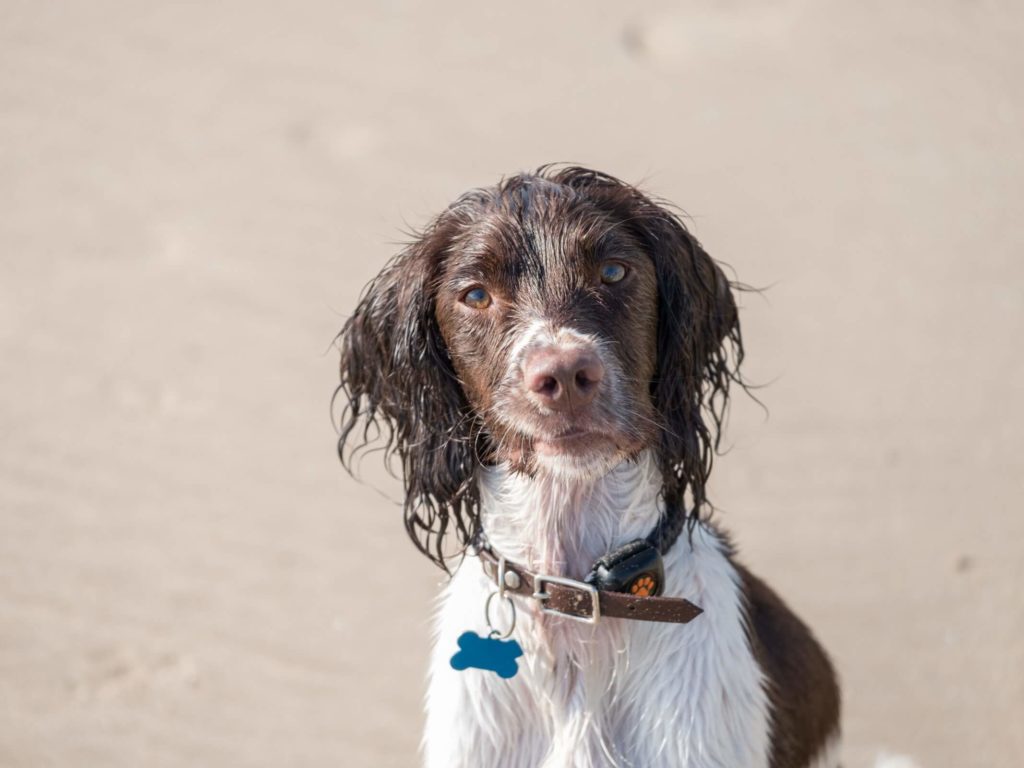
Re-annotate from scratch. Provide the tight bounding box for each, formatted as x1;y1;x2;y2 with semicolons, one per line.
523;347;605;411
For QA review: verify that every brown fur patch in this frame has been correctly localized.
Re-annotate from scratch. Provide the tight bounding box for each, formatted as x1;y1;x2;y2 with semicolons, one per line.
738;564;841;768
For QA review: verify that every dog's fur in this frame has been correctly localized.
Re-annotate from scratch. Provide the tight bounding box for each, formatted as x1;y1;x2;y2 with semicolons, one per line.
336;166;840;767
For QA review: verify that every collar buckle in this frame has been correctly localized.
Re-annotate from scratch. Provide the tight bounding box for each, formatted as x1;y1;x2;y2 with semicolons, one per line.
532;574;601;624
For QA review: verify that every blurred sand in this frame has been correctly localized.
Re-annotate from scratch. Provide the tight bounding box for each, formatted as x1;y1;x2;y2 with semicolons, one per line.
1;1;1022;766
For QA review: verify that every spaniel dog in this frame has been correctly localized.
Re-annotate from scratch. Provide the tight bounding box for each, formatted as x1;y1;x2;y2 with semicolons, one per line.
336;166;840;768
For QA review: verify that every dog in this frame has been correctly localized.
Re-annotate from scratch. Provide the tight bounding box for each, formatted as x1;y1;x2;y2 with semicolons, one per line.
335;166;840;767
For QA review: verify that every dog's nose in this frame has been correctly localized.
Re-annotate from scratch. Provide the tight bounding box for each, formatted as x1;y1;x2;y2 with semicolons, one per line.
523;347;605;410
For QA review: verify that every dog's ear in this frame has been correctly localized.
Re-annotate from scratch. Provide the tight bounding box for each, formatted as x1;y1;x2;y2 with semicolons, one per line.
335;219;478;571
641;209;743;516
550;166;743;517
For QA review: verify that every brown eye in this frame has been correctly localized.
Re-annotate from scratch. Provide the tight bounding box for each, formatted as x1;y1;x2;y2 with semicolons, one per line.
600;262;627;284
462;286;492;309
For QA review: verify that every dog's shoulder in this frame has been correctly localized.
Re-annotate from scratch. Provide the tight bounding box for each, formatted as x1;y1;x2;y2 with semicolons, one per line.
734;561;841;768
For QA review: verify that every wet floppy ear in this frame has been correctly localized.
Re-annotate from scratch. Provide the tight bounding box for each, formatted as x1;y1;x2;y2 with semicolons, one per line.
638;205;744;517
335;223;479;571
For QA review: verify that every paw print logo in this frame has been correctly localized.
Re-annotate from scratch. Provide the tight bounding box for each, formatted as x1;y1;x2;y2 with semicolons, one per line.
629;575;657;597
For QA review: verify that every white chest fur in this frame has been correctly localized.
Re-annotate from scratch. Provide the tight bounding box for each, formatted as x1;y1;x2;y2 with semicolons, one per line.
423;454;771;768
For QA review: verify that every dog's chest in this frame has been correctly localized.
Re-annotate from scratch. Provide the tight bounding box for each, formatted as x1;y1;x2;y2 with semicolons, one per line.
424;458;772;768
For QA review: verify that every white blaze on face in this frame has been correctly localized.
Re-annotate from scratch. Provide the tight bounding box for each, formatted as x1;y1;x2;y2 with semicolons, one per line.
508;319;601;373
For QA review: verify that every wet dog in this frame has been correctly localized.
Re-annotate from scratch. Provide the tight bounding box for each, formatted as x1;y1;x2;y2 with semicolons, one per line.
336;166;840;767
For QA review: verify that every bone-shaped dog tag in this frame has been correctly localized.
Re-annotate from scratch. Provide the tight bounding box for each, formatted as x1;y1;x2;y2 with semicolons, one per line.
449;631;523;679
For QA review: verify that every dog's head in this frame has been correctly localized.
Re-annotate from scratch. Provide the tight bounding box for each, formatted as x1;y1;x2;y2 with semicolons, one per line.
336;166;743;568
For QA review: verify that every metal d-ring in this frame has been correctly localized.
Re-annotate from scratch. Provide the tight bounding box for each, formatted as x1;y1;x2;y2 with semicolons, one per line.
485;590;517;639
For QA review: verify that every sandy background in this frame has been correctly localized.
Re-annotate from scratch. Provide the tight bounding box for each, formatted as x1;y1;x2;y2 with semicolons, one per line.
1;1;1022;766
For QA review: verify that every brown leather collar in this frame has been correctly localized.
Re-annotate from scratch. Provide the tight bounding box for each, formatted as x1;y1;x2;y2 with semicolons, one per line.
476;545;703;625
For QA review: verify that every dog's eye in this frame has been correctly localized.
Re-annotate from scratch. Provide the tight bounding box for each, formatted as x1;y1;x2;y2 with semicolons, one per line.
462;286;492;309
599;262;627;284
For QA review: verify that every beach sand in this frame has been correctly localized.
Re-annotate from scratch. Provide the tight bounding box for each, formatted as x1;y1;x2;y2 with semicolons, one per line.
1;2;1021;765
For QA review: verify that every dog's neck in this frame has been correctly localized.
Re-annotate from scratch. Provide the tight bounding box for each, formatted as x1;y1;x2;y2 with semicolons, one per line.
477;450;664;578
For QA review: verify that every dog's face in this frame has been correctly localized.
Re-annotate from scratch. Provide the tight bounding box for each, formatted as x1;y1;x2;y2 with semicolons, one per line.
337;167;741;567
432;190;660;477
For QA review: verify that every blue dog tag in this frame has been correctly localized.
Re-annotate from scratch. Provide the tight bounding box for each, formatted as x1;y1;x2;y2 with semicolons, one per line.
449;631;523;679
